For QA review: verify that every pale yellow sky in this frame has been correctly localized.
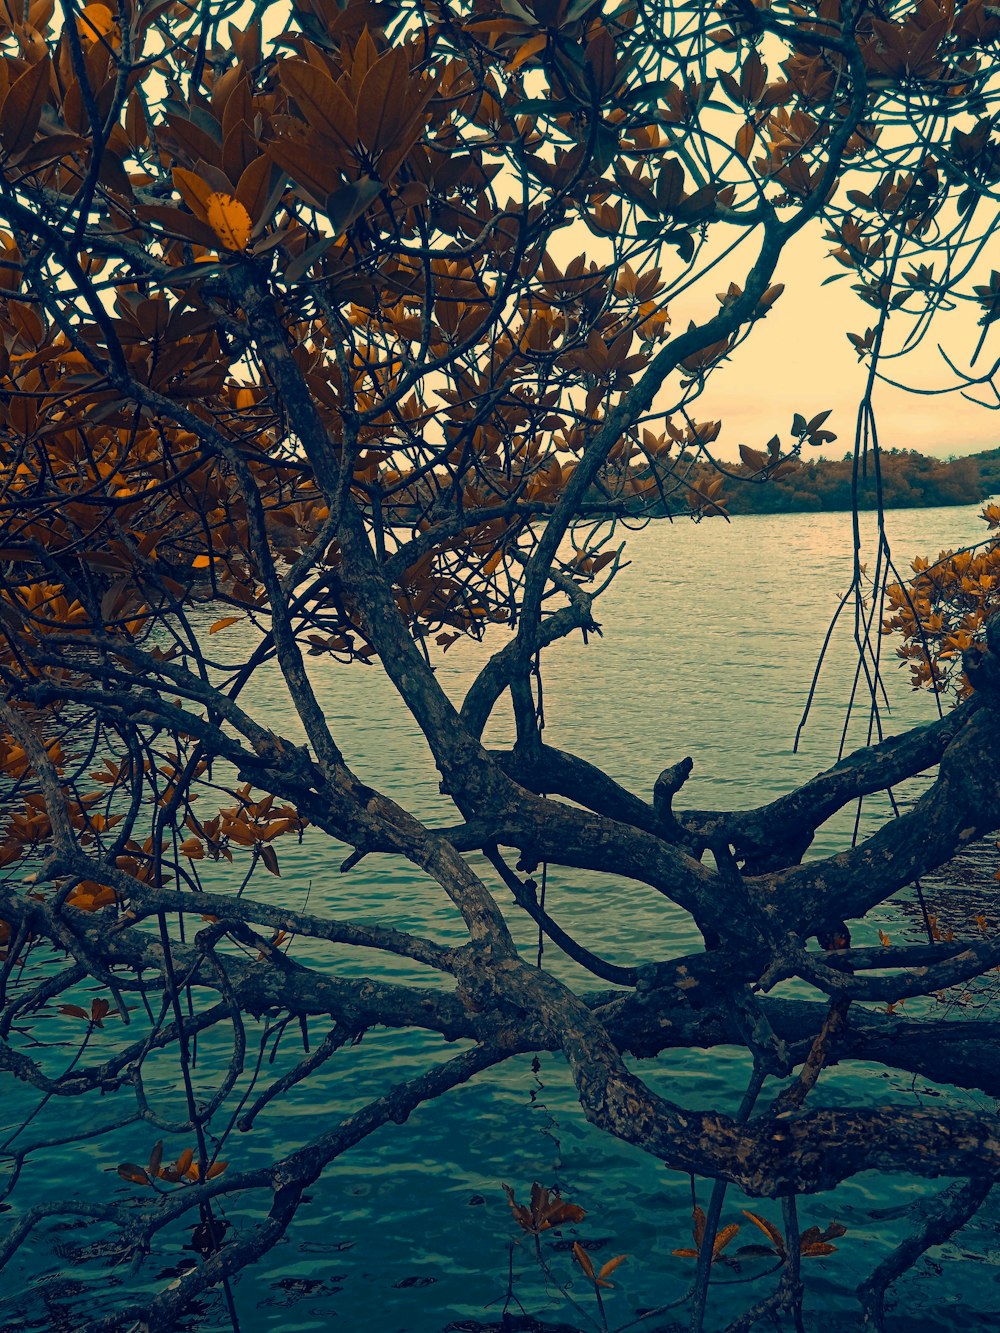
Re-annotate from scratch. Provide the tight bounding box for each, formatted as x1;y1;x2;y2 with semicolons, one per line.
683;227;999;463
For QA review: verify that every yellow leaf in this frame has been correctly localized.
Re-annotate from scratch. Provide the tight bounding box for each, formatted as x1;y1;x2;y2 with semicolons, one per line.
597;1254;628;1286
189;1159;229;1180
741;1211;784;1250
209;616;241;634
192;554;212;569
508;32;547;72
77;2;115;42
206;193;252;251
713;1223;740;1257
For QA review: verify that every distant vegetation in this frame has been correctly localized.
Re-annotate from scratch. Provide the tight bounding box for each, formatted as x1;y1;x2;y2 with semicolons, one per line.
658;446;1000;516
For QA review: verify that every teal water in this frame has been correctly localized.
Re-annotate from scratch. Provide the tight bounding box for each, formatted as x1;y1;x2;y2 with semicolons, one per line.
2;503;999;1332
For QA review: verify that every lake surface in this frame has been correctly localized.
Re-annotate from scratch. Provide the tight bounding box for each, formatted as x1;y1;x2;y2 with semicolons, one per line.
3;502;1000;1333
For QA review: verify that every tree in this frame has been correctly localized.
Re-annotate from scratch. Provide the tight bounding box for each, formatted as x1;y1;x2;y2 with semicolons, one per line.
1;0;1000;1327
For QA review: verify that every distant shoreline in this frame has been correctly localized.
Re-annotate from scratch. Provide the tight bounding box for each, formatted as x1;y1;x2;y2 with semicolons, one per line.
724;493;1000;517
635;446;1000;518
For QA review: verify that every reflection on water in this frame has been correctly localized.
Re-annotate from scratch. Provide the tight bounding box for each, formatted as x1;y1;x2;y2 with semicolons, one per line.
3;503;999;1332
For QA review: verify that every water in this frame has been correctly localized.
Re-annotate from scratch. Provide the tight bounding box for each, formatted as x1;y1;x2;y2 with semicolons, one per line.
2;503;999;1333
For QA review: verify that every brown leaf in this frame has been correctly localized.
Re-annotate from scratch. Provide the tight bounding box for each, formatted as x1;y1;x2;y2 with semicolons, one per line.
357;47;412;156
1;57;50;157
117;1163;150;1185
800;1241;837;1257
572;1241;595;1280
236;156;276;227
736;122;755;161
326;177;384;239
133;203;218;248
756;283;784;313
279;59;359;153
739;444;767;471
770;458;801;479
261;137;338;208
172;167;215;223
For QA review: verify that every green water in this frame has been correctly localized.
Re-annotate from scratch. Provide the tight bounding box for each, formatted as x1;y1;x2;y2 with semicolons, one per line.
3;504;999;1332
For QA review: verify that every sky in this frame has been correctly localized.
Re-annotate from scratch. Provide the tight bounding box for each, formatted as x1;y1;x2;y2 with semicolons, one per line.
680;226;1000;464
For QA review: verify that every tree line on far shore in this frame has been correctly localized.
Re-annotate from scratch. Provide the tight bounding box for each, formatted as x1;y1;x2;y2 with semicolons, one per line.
635;446;1000;517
